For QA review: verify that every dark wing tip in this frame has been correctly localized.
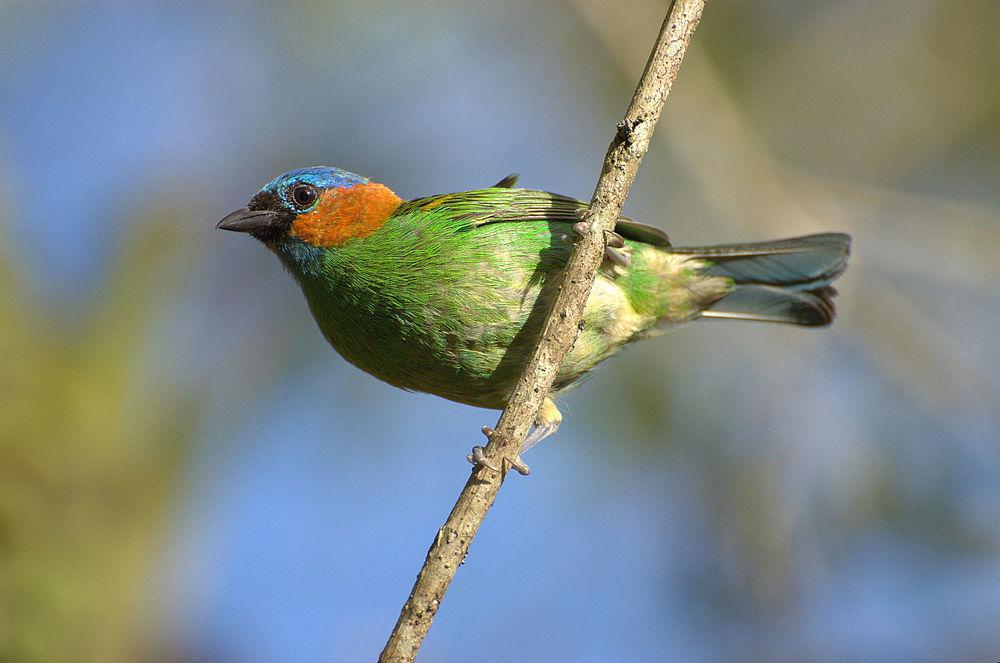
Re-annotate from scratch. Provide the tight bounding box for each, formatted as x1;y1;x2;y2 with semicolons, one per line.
614;218;671;247
492;174;520;188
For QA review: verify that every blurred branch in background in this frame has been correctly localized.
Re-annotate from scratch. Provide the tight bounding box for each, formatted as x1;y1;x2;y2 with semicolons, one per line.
573;0;999;631
577;0;1000;430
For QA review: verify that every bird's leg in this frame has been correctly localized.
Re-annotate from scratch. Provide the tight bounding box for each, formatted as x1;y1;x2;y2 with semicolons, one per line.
573;213;630;268
520;397;563;454
506;399;563;475
467;426;531;476
507;455;532;476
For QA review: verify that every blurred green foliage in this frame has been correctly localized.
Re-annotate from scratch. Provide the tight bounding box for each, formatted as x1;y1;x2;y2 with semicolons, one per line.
1;0;997;660
0;215;202;661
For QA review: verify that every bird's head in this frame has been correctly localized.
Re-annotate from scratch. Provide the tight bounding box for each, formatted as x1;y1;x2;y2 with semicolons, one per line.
217;166;402;251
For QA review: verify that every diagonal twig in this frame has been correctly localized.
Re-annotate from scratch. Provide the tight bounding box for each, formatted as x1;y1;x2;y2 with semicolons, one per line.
379;2;707;660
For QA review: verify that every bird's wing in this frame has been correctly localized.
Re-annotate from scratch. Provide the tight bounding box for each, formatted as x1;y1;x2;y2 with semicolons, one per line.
492;173;519;188
395;188;579;224
615;218;671;248
395;188;671;247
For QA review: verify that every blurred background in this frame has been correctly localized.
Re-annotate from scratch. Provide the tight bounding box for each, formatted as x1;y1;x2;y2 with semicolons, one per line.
2;0;998;661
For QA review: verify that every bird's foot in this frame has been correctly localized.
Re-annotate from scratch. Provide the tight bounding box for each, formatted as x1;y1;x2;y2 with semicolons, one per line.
466;444;498;472
509;455;531;476
467;403;560;477
467;426;501;471
466;444;531;476
572;218;630;268
604;246;631;269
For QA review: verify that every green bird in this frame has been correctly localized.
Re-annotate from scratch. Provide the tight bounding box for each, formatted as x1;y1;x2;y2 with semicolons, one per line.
218;167;850;460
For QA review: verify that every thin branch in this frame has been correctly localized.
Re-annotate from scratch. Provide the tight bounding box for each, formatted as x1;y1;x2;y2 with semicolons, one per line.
379;2;707;660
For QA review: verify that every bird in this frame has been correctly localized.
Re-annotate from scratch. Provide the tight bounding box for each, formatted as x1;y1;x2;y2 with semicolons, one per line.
218;166;850;471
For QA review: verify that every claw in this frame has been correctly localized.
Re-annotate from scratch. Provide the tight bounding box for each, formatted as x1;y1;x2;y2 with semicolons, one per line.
576;216;626;264
468;426;500;470
604;230;625;248
467;445;499;472
604;247;631;269
509;455;531;476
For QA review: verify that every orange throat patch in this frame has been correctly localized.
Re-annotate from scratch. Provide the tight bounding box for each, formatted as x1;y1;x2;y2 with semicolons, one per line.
290;182;402;248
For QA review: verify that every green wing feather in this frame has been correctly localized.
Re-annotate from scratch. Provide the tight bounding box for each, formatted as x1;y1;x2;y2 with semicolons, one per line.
393;187;671;247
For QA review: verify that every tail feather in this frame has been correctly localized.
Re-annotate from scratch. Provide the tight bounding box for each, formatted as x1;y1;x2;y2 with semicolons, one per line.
700;285;838;326
675;233;850;327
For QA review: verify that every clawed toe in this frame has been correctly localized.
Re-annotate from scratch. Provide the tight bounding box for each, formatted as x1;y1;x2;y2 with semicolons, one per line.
467;445;498;472
510;455;531;475
604;230;624;248
604;247;631;268
572;221;629;267
466;445;530;475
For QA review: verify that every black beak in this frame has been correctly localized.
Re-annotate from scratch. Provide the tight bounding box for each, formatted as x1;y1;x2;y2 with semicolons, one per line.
217;207;283;233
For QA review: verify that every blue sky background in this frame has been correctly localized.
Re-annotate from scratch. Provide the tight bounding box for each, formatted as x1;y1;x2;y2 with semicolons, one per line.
2;1;997;661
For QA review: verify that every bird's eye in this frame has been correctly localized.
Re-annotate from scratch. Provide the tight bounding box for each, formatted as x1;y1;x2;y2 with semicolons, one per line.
289;184;318;210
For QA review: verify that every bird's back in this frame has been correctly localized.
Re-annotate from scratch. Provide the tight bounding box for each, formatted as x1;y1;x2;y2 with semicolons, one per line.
290;187;709;407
